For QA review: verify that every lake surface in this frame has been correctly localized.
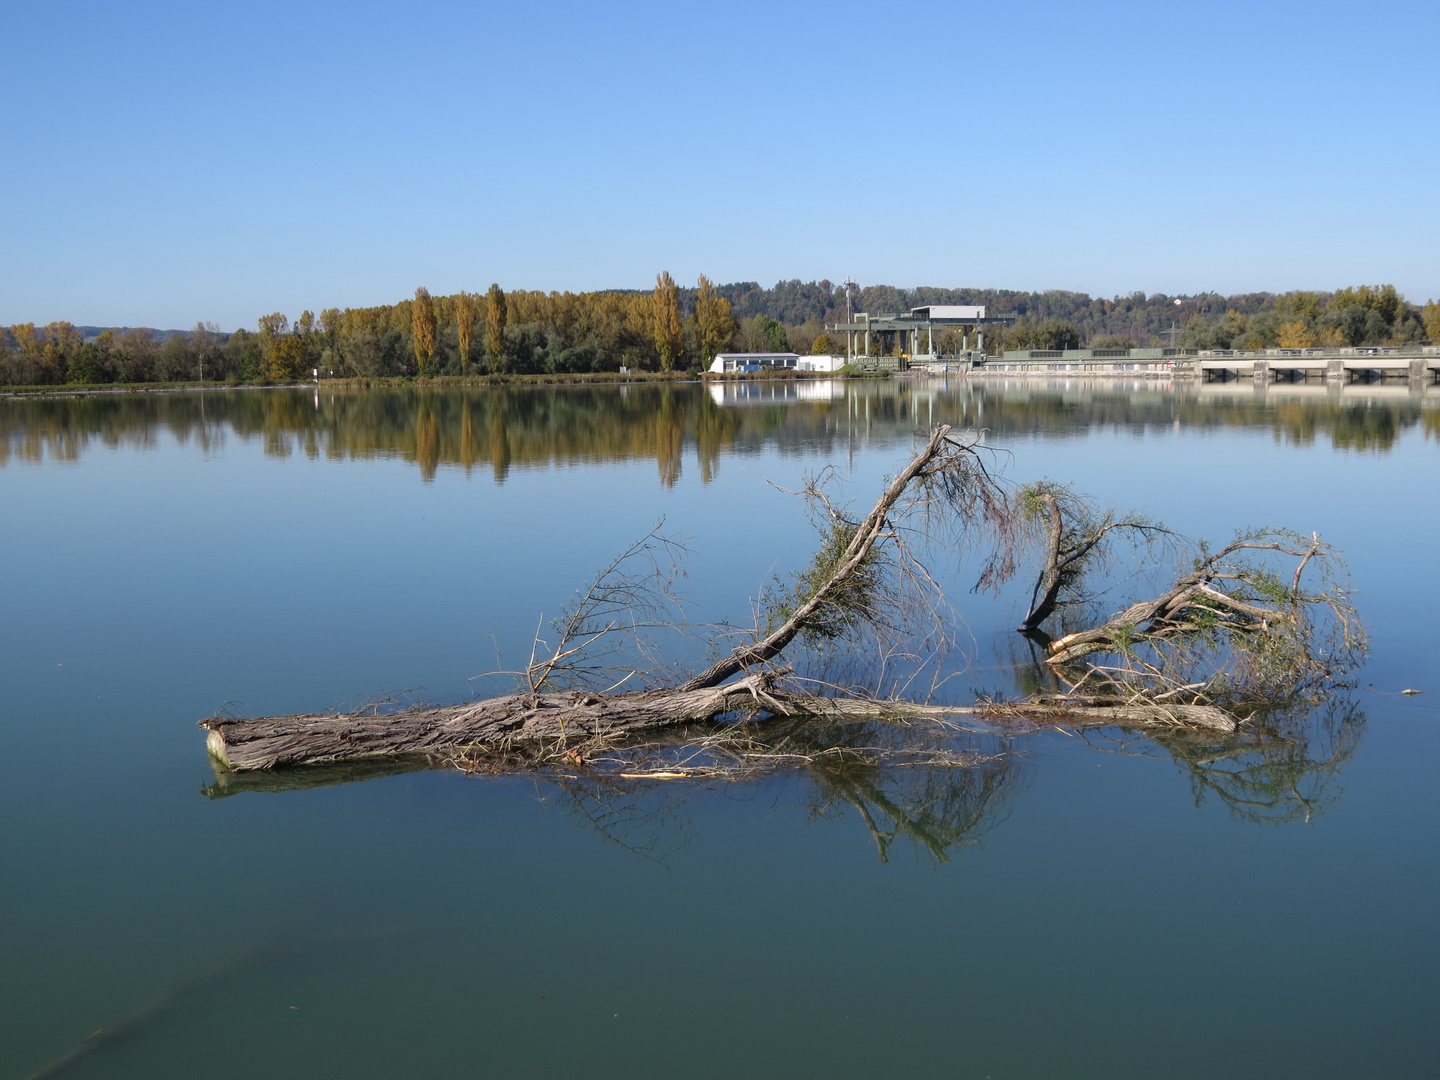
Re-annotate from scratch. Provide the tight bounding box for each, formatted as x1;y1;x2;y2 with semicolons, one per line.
2;378;1437;1079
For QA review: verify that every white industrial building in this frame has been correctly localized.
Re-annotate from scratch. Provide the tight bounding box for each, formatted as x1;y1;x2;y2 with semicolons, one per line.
708;352;846;374
708;352;798;373
797;354;846;372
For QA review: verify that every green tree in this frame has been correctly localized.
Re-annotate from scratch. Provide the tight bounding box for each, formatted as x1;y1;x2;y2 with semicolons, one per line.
651;271;683;371
412;287;437;376
158;331;193;380
1033;319;1081;350
1322;305;1387;346
1330;284;1401;326
756;314;788;351
318;309;343;375
694;274;736;362
486;283;508;372
68;342;106;384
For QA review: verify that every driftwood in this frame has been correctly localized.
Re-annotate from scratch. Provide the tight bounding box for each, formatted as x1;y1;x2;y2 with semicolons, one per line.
203;673;1234;772
203;425;1356;773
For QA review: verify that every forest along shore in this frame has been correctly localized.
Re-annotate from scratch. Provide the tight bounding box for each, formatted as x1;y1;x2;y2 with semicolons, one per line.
5;280;1434;388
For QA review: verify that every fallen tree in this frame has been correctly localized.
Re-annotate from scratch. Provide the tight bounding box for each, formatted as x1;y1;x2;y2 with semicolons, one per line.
202;425;1360;772
202;672;1236;771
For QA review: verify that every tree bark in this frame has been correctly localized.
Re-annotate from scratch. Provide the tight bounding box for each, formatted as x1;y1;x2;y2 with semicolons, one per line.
1018;494;1065;631
202;675;1234;772
203;672;782;771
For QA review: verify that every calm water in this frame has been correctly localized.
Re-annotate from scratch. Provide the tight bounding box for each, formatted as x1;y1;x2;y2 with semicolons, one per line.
1;379;1436;1079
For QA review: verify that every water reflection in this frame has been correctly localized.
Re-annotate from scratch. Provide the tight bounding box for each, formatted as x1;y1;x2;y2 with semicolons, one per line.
4;380;1436;479
1148;698;1365;825
202;699;1363;859
545;694;1365;856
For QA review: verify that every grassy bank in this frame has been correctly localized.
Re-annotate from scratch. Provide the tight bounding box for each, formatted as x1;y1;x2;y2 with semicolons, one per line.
1;367;885;398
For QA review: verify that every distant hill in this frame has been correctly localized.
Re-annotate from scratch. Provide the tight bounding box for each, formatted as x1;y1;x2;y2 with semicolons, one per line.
73;326;193;342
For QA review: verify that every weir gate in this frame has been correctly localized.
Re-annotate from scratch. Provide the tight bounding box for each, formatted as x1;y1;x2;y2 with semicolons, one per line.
977;346;1440;384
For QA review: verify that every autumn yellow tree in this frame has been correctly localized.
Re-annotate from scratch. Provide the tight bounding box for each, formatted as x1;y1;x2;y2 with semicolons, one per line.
412;287;437;376
266;334;308;381
651;271;683;371
486;284;508;372
1423;301;1440;344
1276;321;1316;348
694;274;736;366
257;312;288;337
455;291;476;374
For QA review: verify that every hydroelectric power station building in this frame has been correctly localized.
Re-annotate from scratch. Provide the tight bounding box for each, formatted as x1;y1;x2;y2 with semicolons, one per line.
826;305;1016;368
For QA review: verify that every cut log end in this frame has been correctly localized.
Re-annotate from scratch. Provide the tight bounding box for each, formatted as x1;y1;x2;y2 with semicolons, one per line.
205;727;232;770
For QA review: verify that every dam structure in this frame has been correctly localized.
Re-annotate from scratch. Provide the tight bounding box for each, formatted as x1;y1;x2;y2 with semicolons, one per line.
827;305;1017;369
978;345;1440;384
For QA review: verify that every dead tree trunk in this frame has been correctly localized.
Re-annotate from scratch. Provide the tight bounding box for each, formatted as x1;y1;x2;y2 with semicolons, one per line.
203;673;1236;771
1015;487;1168;634
203;428;1339;773
204;672;784;771
1019;493;1066;632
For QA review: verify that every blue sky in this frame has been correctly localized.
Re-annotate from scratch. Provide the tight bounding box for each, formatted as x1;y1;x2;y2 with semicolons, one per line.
3;0;1437;330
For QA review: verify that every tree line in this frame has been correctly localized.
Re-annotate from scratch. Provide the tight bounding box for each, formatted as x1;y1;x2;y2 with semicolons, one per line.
5;279;1439;386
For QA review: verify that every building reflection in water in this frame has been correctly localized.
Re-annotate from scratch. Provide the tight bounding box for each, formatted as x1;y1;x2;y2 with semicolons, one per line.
3;380;1436;476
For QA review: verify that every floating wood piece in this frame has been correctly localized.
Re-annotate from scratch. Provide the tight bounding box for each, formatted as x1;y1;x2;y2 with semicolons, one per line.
202;677;1234;773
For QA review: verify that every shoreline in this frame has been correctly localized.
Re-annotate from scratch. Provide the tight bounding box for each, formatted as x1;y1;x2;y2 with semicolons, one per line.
0;368;885;400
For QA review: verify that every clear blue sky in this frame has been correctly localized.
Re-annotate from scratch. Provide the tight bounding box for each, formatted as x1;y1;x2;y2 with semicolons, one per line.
4;0;1437;330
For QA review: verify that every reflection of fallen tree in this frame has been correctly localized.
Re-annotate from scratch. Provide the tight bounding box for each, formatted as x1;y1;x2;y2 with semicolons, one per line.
202;425;1363;774
465;715;1026;866
201;704;1366;861
1142;697;1366;825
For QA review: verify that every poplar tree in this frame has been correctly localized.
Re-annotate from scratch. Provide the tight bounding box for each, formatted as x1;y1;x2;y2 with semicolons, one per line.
412;287;437;376
486;284;508;372
455;291;476;374
319;308;343;362
652;270;683;371
694;274;737;364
